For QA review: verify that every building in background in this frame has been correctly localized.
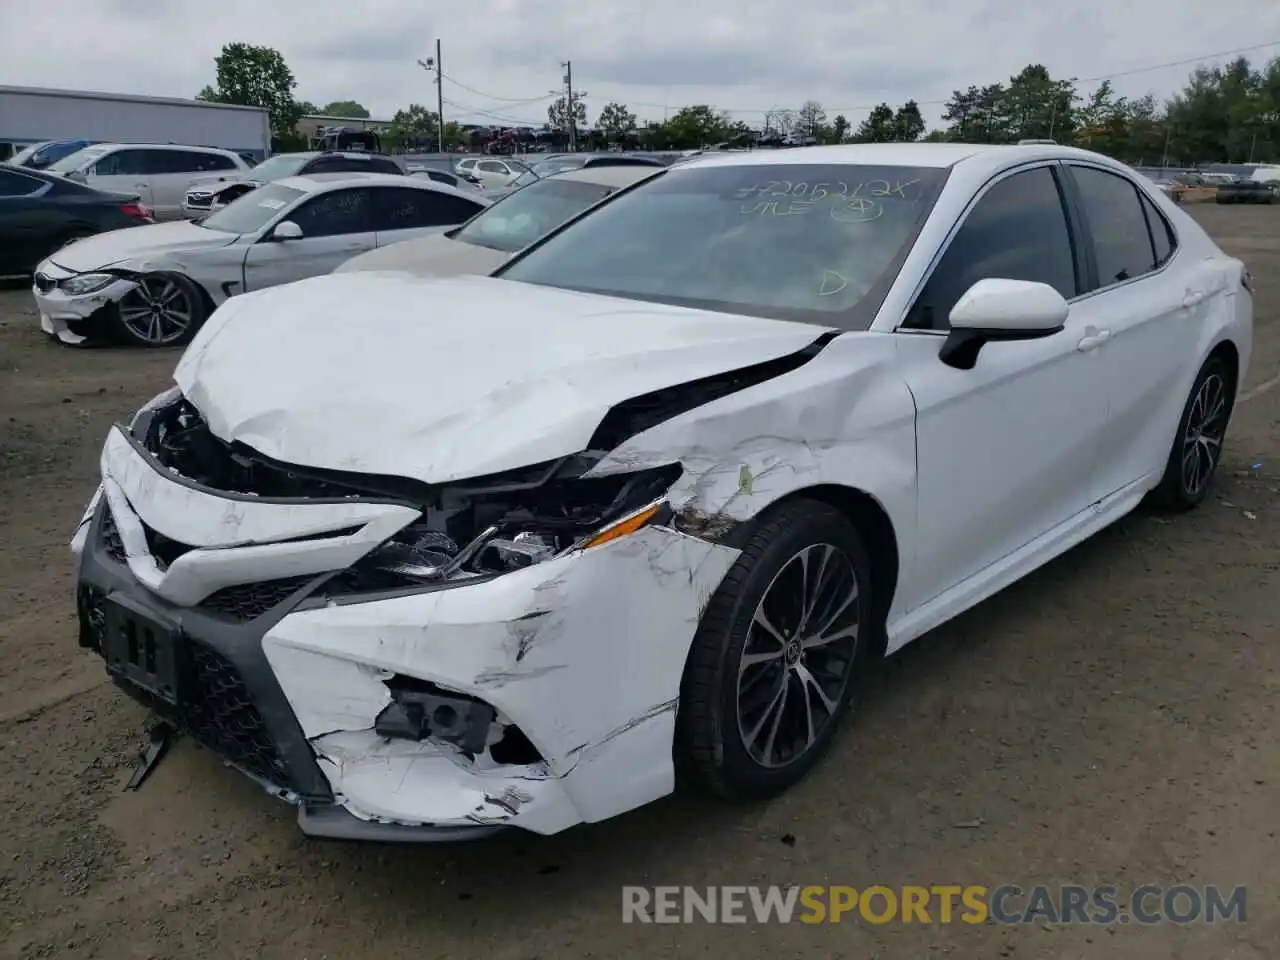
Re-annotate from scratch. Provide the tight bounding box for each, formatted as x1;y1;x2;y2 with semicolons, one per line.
0;85;271;162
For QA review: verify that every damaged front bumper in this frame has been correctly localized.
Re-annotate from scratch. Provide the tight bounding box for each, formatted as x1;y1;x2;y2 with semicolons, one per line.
33;262;136;345
73;422;740;840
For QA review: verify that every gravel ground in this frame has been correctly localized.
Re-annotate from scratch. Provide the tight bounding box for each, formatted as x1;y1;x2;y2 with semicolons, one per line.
2;204;1278;959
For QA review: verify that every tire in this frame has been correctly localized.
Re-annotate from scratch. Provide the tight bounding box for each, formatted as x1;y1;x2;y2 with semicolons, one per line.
677;498;875;800
1150;355;1235;511
113;273;207;348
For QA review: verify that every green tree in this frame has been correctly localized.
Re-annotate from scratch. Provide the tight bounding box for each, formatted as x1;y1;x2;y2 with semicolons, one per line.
828;114;850;143
597;102;638;143
386;103;439;150
200;42;303;138
1000;64;1078;143
853;103;896;142
652;105;732;149
547;95;589;136
893;100;925;141
296;100;319;115
321;100;370;119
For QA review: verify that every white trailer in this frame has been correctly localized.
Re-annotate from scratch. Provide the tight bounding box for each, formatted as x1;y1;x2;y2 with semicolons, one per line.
0;85;271;161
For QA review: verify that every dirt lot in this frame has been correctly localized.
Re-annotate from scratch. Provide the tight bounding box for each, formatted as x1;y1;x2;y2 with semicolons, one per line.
2;205;1279;959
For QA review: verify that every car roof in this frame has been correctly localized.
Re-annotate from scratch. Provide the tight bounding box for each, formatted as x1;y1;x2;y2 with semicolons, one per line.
679;141;1140;178
275;171;486;202
554;165;663;188
82;142;238;154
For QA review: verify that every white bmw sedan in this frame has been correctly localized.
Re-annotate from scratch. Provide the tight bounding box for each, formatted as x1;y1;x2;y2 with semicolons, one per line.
32;172;489;347
70;143;1252;841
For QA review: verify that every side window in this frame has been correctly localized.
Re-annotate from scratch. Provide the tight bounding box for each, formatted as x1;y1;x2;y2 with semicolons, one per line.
371;187;482;230
287;188;372;237
95;149;153;176
191;153;238;172
907;166;1078;330
0;169;44;197
478;160;506;174
1139;191;1176;268
150;151;202;174
1070;166;1157;289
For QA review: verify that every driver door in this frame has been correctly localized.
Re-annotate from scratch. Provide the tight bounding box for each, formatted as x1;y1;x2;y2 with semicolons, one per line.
242;187;376;290
892;162;1109;613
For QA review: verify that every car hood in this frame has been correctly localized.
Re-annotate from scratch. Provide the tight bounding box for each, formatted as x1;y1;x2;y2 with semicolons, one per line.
50;221;239;272
174;273;831;484
332;234;509;277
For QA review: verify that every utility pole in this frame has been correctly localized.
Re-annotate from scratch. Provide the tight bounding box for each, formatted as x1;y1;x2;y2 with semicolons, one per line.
562;60;576;152
416;41;446;153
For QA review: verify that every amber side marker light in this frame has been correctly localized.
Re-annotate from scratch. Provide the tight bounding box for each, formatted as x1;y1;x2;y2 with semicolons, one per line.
579;501;666;550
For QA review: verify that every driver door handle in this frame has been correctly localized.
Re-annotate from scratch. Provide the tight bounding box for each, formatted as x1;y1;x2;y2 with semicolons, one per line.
1077;327;1111;352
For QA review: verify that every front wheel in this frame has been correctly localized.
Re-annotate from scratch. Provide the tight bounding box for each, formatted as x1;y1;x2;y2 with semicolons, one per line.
1151;355;1235;511
114;273;206;347
678;499;874;800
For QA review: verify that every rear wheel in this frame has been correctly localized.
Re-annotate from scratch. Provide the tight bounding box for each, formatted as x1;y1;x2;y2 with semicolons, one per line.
114;274;206;347
678;499;874;800
1151;355;1234;511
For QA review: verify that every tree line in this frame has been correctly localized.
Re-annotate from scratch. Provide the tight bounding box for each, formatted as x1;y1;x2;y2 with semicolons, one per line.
196;42;1280;164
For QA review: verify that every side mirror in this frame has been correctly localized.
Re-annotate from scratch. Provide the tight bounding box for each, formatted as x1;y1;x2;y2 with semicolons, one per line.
939;278;1068;370
271;220;303;241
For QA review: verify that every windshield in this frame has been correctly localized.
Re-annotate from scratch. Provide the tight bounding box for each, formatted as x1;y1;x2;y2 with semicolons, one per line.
455;177;616;253
9;143;44;166
200;183;305;233
533;157;587;177
47;145;109;174
247;154;311;181
499;162;949;326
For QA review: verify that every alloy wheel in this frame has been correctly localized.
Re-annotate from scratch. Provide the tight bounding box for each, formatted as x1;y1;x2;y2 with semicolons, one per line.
1182;372;1228;497
118;277;194;345
735;543;860;769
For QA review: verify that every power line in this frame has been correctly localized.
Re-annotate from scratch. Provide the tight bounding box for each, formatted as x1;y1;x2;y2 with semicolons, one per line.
439;72;552;104
613;37;1280;116
440;97;547;125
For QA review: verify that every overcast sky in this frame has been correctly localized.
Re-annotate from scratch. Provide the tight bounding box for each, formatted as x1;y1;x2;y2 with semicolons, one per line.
3;1;1278;128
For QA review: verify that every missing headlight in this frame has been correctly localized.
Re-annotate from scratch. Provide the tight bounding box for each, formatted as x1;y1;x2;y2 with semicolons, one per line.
329;463;682;595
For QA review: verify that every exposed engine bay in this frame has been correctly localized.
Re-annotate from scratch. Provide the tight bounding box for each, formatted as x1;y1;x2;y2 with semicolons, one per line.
131;393;681;591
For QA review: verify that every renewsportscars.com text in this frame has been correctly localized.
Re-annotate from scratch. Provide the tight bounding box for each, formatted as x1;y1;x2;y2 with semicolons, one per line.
621;884;1247;925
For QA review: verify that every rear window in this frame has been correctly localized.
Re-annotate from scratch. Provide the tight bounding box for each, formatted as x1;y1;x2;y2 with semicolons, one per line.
455;177;615;253
47;146;109;174
499;162;949;327
200;183;305;233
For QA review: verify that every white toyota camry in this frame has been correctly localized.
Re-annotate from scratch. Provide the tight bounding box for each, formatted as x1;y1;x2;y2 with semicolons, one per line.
71;143;1252;841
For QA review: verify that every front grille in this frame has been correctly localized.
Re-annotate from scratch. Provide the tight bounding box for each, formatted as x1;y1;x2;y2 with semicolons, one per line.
200;576;314;621
184;642;290;787
34;272;56;293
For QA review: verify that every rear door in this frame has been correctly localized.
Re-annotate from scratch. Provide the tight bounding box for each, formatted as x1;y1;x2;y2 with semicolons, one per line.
242;187;376;289
85;148;155;207
0;168;55;274
152;150;241;219
1061;163;1214;496
370;185;486;248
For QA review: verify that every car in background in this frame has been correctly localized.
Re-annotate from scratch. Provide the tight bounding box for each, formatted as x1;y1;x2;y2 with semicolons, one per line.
0;163;152;278
68;143;1252;840
529;153;666;178
32;172;488;347
1215;180;1276;204
1151;178;1185;204
408;168;483;193
9;139;99;171
46;144;251;221
464;156;532;190
336;165;661;277
183;150;406;217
